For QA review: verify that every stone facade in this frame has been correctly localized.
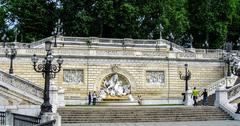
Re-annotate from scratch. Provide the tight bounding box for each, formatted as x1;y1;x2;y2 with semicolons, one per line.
0;37;225;105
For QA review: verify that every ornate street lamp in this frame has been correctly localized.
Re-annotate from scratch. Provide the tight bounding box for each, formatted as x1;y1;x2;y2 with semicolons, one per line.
231;61;240;76
231;61;240;85
224;42;233;76
52;19;63;47
159;23;164;40
1;33;7;48
31;41;63;114
179;64;191;91
5;43;17;74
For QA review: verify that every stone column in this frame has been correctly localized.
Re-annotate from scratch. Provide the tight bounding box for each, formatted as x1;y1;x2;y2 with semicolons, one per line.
185;90;193;106
214;87;228;107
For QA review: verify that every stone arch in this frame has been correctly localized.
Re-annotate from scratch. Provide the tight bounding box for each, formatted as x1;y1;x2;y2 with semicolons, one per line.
94;65;136;92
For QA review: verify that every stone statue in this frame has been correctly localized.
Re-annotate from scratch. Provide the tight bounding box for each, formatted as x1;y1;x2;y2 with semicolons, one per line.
99;73;131;99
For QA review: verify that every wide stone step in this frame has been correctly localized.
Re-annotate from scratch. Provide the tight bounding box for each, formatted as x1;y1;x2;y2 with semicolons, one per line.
62;117;232;123
58;106;233;123
61;116;231;121
60;112;228;116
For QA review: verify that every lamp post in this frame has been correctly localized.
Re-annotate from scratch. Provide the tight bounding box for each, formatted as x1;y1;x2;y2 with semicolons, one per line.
52;19;63;47
231;61;240;85
224;42;233;76
5;43;17;74
159;23;164;40
1;33;6;48
179;64;191;91
31;41;63;114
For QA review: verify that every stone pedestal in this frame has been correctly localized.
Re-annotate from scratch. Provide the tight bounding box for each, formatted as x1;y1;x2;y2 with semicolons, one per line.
41;112;61;126
58;87;65;107
214;87;228;107
49;82;58;113
185;90;193;106
5;110;13;126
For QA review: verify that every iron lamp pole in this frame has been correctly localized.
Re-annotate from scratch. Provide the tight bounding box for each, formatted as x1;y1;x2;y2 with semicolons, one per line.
31;41;63;114
179;64;191;91
224;42;233;76
53;19;63;47
5;43;17;74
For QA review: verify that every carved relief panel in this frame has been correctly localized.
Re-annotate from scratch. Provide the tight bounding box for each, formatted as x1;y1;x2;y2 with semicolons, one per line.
63;69;84;84
146;71;165;84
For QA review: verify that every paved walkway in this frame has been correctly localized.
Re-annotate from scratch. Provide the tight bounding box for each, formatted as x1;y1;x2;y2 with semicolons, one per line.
62;120;240;126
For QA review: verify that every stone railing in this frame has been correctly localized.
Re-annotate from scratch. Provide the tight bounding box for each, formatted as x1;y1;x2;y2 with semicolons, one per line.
161;39;186;52
228;83;240;101
215;83;240;120
56;36;189;52
29;36;53;48
197;76;236;102
0;70;43;98
208;77;236;95
0;37;53;49
0;48;222;60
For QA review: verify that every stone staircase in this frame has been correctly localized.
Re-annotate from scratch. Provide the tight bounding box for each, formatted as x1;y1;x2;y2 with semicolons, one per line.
58;106;233;123
197;77;236;106
0;69;43;105
197;94;215;106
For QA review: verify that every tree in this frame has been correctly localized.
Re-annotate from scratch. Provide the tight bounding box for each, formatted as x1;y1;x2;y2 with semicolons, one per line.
4;0;57;43
136;0;189;40
189;0;239;48
227;0;240;49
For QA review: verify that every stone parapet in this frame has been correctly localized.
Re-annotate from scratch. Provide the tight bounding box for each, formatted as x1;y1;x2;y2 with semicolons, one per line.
0;48;222;61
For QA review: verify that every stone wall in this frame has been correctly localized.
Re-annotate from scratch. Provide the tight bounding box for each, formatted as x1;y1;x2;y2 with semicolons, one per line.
0;46;225;104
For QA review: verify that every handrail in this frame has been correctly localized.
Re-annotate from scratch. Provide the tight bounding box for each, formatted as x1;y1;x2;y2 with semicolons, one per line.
0;69;43;98
227;83;240;101
161;39;186;52
29;36;53;48
197;76;236;101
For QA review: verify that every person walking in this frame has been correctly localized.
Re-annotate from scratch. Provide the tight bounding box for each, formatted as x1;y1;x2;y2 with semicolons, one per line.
201;89;208;106
137;95;143;105
92;91;97;105
192;87;199;106
88;92;92;105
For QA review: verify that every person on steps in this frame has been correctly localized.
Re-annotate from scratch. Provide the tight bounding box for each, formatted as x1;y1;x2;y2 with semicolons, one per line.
192;87;199;106
92;91;97;105
201;89;208;106
88;92;92;105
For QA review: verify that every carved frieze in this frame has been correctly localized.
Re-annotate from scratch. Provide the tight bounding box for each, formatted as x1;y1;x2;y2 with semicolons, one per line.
146;71;165;84
63;69;83;84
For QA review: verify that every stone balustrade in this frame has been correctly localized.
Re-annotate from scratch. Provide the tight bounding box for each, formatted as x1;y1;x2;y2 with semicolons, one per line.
0;70;43;99
215;84;240;120
0;48;222;60
228;83;240;101
196;76;236;103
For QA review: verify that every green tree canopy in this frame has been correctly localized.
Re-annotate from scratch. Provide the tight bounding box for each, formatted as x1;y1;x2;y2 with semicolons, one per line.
0;0;240;49
3;0;57;43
